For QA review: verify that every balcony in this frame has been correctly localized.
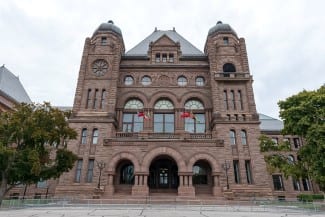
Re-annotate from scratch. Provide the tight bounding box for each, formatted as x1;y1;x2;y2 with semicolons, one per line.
214;72;251;81
114;132;212;140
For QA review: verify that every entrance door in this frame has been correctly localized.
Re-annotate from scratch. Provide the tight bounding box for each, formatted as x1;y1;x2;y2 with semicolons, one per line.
148;156;178;190
159;167;169;188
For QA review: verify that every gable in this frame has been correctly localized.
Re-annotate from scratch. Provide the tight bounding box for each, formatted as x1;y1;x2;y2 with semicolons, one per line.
152;34;177;47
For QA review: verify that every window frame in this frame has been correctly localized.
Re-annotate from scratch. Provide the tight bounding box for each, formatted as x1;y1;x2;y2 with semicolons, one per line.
229;130;236;145
86;159;94;183
81;128;87;144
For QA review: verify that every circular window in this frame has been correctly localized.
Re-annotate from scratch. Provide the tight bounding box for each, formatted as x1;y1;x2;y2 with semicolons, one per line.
141;76;152;86
92;59;108;76
177;76;188;86
195;76;205;86
124;76;134;85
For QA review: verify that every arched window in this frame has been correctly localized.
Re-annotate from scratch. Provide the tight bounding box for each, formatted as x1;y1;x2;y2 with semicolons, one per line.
124;76;134;85
81;128;87;144
241;130;247;145
124;99;144;109
154;99;174;133
123;99;144;132
193;161;211;185
177;76;188;86
120;163;134;184
288;155;295;164
184;100;205;133
223;63;236;72
92;129;99;145
229;130;236;145
195;76;205;86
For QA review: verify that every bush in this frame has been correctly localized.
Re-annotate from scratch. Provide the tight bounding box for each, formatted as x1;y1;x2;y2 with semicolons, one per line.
297;194;324;202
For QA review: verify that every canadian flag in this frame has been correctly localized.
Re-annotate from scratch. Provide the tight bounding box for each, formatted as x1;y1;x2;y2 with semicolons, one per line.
181;112;191;118
137;111;150;120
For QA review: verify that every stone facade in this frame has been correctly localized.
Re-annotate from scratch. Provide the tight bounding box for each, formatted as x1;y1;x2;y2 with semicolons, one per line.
53;21;312;201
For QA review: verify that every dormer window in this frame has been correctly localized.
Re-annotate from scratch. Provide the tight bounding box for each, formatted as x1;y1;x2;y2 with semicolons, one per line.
162;53;167;62
223;37;229;45
155;53;160;62
101;37;107;45
169;53;174;63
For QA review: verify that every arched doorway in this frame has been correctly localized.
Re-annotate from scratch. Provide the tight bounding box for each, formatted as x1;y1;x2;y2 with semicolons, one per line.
115;160;134;194
148;155;179;193
192;160;212;195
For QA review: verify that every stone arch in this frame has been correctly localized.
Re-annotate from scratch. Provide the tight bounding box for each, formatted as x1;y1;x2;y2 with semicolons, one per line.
148;91;178;108
115;91;148;108
187;153;220;173
107;152;141;173
180;92;213;109
141;147;186;172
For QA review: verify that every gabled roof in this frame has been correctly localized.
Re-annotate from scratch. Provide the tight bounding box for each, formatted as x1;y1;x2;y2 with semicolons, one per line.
259;113;284;132
0;65;32;103
126;29;204;56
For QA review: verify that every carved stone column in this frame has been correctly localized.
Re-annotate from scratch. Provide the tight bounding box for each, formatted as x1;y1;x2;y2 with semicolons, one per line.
132;173;149;196
178;172;195;197
212;173;222;196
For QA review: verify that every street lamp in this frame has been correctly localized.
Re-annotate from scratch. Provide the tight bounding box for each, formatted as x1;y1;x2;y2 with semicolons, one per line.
96;160;106;189
222;160;231;190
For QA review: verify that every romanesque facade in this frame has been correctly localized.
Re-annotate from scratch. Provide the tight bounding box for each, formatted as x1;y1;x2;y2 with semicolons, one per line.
54;21;311;200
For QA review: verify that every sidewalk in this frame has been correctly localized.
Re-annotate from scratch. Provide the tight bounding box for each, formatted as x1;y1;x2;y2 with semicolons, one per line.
1;204;324;217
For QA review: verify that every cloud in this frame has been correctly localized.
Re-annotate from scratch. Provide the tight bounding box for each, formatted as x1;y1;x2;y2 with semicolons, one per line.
0;0;324;119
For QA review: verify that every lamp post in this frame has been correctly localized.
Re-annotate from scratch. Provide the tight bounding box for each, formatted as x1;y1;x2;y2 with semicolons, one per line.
222;160;231;190
96;160;106;189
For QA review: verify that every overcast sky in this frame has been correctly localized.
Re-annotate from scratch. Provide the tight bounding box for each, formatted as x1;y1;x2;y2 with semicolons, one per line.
1;0;324;119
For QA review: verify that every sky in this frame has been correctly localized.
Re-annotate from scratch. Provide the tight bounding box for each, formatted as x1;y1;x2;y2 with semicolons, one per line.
0;0;324;119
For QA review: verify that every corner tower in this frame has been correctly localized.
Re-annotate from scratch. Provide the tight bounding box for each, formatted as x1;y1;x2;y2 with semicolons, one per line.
204;21;272;197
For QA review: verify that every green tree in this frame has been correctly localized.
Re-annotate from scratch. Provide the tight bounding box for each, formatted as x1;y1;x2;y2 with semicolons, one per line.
260;85;325;191
0;103;77;205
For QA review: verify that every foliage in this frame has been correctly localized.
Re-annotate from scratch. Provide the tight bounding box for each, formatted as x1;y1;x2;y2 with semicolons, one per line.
260;85;325;190
0;103;77;204
297;194;324;202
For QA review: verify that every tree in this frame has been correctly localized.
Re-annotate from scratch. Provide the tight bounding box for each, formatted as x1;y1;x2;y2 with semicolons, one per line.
260;85;325;191
0;103;78;205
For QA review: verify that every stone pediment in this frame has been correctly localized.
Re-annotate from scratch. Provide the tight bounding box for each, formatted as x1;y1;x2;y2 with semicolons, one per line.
152;34;178;47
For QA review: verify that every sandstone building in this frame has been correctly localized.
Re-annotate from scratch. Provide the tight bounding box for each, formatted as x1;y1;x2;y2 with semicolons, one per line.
51;21;312;200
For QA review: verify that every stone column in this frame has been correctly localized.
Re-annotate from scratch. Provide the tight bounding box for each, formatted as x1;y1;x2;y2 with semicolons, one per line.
178;172;195;197
132;173;149;196
212;173;222;196
104;173;115;196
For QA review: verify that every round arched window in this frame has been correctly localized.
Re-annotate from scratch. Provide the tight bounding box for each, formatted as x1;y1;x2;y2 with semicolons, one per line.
185;100;204;110
124;76;134;85
124;99;144;109
141;76;152;86
223;63;236;72
195;76;205;86
177;76;188;86
154;99;174;109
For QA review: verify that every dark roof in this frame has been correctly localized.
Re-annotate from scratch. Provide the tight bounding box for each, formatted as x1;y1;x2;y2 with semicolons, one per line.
0;65;31;103
208;21;237;37
126;29;204;56
93;20;122;37
259;113;284;132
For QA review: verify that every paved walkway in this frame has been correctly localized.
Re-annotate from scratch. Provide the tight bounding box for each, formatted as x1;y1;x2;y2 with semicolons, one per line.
0;204;324;217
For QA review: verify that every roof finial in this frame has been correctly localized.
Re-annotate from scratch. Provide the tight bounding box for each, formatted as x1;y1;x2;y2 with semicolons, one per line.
217;21;223;24
108;20;114;24
154;27;157;32
173;27;175;31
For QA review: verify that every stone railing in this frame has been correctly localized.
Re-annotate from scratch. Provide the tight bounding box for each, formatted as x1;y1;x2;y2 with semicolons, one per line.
214;72;250;79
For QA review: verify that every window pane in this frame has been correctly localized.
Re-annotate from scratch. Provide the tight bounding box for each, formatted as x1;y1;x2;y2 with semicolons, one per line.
185;100;204;110
165;123;174;133
196;124;205;133
165;114;174;122
123;114;133;122
154;99;174;109
154;123;163;132
133;123;143;132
